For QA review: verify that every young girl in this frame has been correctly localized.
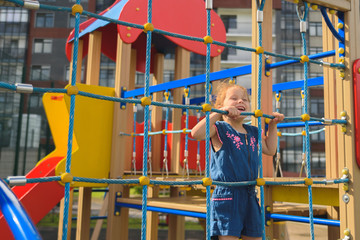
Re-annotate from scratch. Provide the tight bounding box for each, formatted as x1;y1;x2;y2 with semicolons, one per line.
191;83;284;240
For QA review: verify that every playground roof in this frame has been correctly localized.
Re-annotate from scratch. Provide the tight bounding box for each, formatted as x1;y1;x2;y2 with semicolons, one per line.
66;0;226;73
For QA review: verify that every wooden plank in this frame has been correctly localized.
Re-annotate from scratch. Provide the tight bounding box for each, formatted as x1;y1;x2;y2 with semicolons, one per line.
251;0;274;178
151;53;165;172
57;190;73;240
272;185;339;206
106;36;133;240
340;1;360;238
90;194;108;240
75;187;92;240
284;0;351;12
86;31;102;86
146;186;160;240
69;39;83;84
168;187;185;240
322;12;340;240
171;47;190;174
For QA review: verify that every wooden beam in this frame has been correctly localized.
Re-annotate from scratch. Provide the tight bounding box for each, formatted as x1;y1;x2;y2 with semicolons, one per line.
86;31;102;85
284;0;351;12
75;187;92;240
57;190;73;240
168;187;185;240
151;53;165;172
171;47;190;174
106;36;133;240
146;186;160;240
339;0;360;239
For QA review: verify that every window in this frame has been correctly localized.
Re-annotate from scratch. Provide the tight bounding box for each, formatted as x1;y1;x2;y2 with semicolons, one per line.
69;14;88;28
310;98;324;117
65;66;84;82
309;22;322;36
35;13;54;28
309;47;323;55
31;65;50;81
220;15;237;32
99;68;115;87
34;39;52;53
135;72;145;86
0;9;28;22
221;41;237;60
163;71;174;83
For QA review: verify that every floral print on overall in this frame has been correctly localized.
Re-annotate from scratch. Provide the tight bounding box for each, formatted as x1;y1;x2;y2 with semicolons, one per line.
250;136;256;152
225;131;243;150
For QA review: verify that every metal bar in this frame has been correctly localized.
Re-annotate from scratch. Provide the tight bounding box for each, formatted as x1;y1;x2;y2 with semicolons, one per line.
117;202;206;219
272;77;323;92
268;213;340;227
277;121;324;129
267;50;335;69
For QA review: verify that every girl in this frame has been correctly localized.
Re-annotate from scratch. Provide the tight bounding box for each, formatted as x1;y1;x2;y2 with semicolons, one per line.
191;83;284;240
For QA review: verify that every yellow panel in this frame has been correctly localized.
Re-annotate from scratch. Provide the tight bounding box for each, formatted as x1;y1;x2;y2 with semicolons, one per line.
272;186;339;207
40;93;78;164
52;84;115;187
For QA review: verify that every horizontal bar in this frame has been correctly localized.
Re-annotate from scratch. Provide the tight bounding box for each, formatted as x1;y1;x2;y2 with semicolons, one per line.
267;213;340;227
117;202;206;219
272;77;323;92
72;216;107;220
277;121;324;129
124;65;251;98
267;50;335;69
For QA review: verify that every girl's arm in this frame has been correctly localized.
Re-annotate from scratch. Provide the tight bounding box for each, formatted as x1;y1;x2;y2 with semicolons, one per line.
191;112;222;140
262;112;284;156
191;106;240;140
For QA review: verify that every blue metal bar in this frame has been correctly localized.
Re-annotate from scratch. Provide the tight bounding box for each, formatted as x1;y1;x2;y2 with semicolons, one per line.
72;216;107;220
277;121;324;129
117;202;206;219
268;213;340;227
0;180;41;240
272;77;323;92
123;65;251;98
266;50;335;69
320;8;344;43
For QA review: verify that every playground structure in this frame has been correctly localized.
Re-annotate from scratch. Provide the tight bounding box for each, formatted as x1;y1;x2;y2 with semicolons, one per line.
0;0;359;240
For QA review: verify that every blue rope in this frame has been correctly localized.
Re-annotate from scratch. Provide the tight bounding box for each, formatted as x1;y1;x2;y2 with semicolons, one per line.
140;0;153;238
205;7;211;240
61;0;81;238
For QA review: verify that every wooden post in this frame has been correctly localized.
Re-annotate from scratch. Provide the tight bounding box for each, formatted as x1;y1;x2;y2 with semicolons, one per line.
75;30;103;240
322;11;339;240
146;186;160;239
57;190;74;240
252;1;274;239
106;35;133;240
168;187;185;240
151;53;165;172
338;1;360;239
85;31;102;86
75;187;92;240
91;194;109;240
171;47;190;174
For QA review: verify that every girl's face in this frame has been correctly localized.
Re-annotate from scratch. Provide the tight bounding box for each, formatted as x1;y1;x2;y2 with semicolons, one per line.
223;87;250;113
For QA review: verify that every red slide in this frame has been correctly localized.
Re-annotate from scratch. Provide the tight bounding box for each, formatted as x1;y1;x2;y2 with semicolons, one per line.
0;156;65;240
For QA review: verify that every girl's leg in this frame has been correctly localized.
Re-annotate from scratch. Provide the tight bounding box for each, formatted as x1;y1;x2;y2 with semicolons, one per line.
218;236;239;240
241;235;261;240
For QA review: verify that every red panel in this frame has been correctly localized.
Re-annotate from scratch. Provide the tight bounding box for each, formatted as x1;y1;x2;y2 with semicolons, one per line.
179;115;206;172
0;156;65;240
353;59;360;168
118;0;226;58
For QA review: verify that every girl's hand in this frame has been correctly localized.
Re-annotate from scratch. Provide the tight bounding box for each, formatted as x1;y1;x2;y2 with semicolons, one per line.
221;106;241;119
268;112;284;125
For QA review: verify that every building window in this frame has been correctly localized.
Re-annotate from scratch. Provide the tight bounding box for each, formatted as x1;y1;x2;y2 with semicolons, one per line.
69;14;88;28
135;72;145;86
163;71;174;83
35;13;54;28
309;22;322;36
221;41;237;60
309;47;323;55
99;68;115;87
65;66;84;82
31;65;50;81
310;98;324;117
220;15;237;32
34;39;52;53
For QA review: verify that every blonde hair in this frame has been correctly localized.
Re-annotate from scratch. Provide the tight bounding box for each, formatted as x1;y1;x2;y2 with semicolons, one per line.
214;82;250;109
